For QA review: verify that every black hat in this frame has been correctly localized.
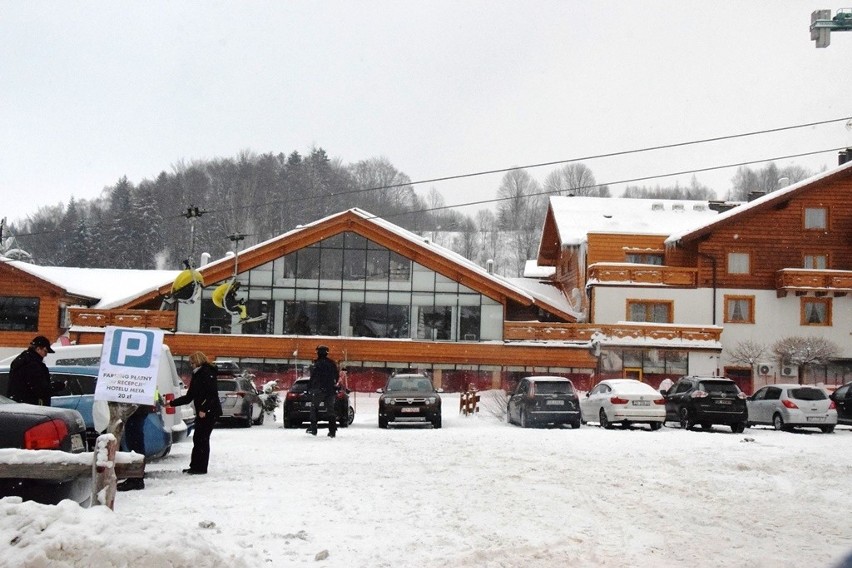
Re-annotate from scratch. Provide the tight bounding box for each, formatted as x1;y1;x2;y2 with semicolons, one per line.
30;336;55;353
316;345;329;356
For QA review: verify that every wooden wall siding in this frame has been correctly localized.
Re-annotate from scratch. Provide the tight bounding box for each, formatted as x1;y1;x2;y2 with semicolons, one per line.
504;321;721;343
69;329;598;368
586;234;668;266
588;263;698;287
687;181;852;289
776;269;852;296
555;247;582;291
0;263;79;348
69;308;177;330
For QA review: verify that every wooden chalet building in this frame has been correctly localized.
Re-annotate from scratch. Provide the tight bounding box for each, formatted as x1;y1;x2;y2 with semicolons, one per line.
2;158;849;393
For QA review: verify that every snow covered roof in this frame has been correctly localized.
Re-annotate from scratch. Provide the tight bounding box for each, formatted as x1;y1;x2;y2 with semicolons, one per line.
666;160;852;245
504;276;582;319
523;260;555;278
549;196;723;246
2;258;179;309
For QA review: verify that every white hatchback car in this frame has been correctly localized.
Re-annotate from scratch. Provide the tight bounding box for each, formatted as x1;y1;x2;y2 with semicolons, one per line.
746;384;837;433
580;379;666;430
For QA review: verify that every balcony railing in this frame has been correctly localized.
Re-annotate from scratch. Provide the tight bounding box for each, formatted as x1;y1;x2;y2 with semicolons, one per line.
69;308;176;330
504;321;721;343
588;263;698;287
776;269;852;296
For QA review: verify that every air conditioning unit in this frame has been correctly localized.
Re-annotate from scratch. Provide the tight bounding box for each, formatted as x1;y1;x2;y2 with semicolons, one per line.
757;364;770;376
781;366;796;377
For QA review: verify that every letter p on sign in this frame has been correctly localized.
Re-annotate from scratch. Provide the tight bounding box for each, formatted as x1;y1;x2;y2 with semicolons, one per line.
109;329;154;367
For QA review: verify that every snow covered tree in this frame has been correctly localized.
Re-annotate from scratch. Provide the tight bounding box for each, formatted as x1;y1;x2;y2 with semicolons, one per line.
771;336;839;384
543;163;610;197
726;340;766;374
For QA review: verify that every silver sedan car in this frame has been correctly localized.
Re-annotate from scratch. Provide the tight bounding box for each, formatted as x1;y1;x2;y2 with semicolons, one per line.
746;384;837;433
580;379;666;430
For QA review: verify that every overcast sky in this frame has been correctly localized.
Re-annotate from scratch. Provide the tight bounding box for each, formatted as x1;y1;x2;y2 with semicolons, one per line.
2;1;850;224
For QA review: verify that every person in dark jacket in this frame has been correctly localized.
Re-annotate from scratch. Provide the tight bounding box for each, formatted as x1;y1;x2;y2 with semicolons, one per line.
307;345;339;438
6;335;58;406
170;351;222;474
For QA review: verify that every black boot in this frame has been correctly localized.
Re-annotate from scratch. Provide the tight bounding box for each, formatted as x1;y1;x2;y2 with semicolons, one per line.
117;478;145;491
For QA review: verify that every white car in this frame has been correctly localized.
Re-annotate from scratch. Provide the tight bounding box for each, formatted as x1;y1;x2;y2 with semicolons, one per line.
580;379;666;430
747;384;837;433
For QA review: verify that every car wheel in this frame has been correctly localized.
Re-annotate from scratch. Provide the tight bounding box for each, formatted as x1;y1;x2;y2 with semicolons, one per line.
253;407;265;425
772;413;787;432
700;422;711;430
520;409;530;428
283;416;294;429
378;416;388;429
347;405;355;426
679;407;693;430
731;422;746;434
571;419;581;429
649;421;662;431
432;414;442;429
599;409;612;430
243;407;253;428
821;425;835;434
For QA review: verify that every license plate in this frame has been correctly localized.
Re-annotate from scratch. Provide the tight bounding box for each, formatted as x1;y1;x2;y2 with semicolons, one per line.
806;416;825;422
546;400;564;406
632;400;650;406
716;399;732;405
70;434;84;452
400;407;419;413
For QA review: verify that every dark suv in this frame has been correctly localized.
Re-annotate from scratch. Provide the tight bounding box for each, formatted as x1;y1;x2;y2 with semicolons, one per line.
281;377;355;429
664;376;748;433
830;382;852;425
507;376;581;428
378;374;442;428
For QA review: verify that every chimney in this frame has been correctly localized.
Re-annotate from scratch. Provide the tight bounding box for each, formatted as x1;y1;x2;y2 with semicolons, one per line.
840;148;852;166
200;252;211;266
486;259;494;274
747;191;765;202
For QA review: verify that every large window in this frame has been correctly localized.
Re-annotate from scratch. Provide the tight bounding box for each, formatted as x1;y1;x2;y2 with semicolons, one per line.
724;295;754;324
804;254;828;270
0;296;39;331
351;303;409;338
625;252;663;265
626;300;672;323
801;297;831;326
283;301;341;336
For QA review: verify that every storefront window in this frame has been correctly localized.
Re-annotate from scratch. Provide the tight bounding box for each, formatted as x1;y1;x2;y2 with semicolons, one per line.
0;296;39;331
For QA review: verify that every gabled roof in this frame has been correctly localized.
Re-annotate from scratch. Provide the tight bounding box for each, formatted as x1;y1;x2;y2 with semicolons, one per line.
1;258;179;308
538;196;723;264
123;208;580;322
666;160;852;245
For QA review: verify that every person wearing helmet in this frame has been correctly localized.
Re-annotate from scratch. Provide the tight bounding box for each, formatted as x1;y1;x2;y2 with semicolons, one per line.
307;345;339;438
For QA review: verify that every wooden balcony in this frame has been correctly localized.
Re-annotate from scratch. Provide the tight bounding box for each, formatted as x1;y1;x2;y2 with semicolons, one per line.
775;269;852;297
69;308;176;330
504;321;721;343
588;263;698;287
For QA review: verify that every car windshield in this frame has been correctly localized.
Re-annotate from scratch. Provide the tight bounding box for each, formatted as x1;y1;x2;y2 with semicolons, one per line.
0;395;13;404
789;387;827;401
386;377;433;392
699;381;740;395
535;381;573;395
217;379;239;391
289;380;309;393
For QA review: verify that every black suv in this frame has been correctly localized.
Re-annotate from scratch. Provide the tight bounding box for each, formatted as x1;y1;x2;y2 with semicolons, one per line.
507;376;581;428
282;377;355;429
378;374;442;429
664;376;748;433
829;382;852;425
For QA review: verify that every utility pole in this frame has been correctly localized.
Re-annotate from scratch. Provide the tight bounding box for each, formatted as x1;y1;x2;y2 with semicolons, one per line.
181;206;205;268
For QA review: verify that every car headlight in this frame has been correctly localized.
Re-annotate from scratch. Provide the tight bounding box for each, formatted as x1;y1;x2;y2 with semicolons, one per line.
385;398;396;405
426;397;436;404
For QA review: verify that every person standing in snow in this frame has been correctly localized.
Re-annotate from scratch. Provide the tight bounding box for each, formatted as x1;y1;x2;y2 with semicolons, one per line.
6;335;61;406
170;351;222;474
307;345;339;438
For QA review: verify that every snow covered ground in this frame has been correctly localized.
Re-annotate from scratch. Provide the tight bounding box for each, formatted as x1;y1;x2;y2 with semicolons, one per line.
2;392;852;568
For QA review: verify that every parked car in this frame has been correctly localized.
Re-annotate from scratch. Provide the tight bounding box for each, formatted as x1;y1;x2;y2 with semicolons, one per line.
0;394;91;505
664;376;748;433
43;343;194;444
0;365;173;459
217;375;264;427
580;379;665;430
747;384;837;433
829;382;852;425
378;374;442;428
507;376;581;429
281;377;354;429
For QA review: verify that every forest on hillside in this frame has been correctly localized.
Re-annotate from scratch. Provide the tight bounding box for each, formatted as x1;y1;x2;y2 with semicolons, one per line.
2;148;814;277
